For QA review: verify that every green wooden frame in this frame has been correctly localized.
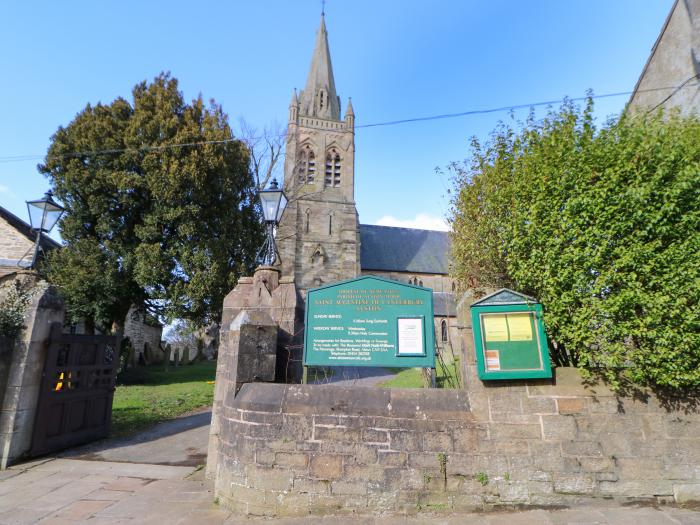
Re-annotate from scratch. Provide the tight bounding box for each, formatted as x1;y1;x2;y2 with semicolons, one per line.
471;302;552;380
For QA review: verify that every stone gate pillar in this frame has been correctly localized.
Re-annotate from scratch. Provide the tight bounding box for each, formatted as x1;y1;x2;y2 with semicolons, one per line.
0;273;65;469
206;266;302;479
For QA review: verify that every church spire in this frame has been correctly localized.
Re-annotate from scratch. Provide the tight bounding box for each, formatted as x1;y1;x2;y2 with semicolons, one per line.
299;14;340;120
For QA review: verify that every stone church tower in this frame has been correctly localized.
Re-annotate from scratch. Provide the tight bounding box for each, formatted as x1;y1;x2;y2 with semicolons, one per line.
276;14;360;294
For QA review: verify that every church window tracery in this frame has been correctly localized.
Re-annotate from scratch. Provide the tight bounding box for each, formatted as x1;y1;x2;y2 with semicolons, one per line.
324;149;341;187
298;145;315;184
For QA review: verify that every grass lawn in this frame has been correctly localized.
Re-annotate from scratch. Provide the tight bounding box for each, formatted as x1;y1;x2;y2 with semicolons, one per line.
380;360;461;389
111;360;217;437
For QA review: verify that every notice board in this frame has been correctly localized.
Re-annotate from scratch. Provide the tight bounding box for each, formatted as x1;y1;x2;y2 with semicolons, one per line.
304;276;435;368
470;289;552;380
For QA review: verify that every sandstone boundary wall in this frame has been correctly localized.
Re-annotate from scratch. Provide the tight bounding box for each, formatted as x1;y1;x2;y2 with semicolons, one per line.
213;378;700;516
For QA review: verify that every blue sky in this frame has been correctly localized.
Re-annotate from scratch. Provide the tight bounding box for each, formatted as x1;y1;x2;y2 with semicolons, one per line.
0;1;673;235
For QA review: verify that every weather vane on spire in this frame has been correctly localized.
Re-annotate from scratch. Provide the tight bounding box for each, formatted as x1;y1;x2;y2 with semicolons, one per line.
321;0;326;15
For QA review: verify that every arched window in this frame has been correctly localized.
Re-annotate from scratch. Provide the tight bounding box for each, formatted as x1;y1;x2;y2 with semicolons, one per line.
298;145;315;184
325;149;341;187
305;209;311;233
419;280;424;287
441;320;448;342
452;282;456;292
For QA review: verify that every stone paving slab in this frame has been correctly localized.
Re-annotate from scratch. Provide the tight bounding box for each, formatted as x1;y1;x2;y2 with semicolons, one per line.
21;458;193;479
1;458;700;524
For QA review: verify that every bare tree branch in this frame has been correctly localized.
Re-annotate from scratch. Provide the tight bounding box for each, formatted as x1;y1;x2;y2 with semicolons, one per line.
238;118;286;190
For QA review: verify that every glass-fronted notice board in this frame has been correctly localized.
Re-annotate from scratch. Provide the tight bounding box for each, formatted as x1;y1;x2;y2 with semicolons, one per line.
470;289;552;380
304;276;435;368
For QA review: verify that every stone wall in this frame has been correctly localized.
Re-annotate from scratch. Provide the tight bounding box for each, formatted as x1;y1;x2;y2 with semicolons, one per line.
213;377;700;516
123;306;163;364
211;284;700;516
0;273;65;469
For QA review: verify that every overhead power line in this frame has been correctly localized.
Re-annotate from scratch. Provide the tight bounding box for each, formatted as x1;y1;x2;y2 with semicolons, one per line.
0;81;697;165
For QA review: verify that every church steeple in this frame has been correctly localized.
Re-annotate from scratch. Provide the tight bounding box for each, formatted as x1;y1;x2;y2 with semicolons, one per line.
299;14;340;120
277;10;360;293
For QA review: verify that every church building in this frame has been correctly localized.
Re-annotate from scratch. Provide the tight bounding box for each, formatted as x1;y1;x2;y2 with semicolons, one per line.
276;15;458;353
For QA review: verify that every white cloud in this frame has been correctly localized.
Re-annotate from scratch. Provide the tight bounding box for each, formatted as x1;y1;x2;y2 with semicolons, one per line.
0;184;11;195
375;213;449;232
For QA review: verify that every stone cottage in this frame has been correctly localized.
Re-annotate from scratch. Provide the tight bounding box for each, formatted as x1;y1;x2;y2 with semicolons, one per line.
0;205;60;278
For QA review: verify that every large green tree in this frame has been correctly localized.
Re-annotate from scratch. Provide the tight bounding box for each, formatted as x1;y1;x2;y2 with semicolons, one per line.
449;100;700;391
40;73;262;332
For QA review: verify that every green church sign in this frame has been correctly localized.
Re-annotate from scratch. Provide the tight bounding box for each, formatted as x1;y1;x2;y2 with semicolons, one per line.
304;276;435;368
470;289;553;380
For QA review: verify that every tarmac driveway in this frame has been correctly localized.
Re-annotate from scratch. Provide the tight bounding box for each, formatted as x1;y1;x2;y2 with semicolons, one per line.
59;409;211;467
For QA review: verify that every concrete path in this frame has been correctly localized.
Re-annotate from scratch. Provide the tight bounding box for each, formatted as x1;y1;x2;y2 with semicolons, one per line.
312;366;397;387
59;410;211;467
1;457;700;524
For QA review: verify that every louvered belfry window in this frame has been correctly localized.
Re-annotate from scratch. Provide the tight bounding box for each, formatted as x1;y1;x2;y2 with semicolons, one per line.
298;146;315;184
324;149;341;187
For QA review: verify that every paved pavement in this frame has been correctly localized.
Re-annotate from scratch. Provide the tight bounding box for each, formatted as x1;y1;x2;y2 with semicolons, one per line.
2;457;700;524
59;410;211;467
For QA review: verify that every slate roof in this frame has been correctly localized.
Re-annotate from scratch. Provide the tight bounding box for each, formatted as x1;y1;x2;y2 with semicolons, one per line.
359;224;449;274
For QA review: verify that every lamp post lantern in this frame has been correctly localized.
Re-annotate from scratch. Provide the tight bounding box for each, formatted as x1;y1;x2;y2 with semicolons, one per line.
26;190;65;269
255;178;288;267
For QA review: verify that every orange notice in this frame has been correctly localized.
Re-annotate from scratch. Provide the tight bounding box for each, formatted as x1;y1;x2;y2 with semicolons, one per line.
485;350;501;371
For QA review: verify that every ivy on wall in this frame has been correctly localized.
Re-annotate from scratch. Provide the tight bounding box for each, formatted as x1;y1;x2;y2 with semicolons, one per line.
0;282;33;340
448;99;700;391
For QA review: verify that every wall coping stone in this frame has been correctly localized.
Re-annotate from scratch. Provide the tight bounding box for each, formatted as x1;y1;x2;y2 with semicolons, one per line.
235;383;473;420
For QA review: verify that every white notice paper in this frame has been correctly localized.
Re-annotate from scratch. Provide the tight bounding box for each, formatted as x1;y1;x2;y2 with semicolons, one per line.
397;318;424;355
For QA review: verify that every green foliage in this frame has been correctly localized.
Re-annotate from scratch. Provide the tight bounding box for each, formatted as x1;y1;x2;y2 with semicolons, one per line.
112;360;216;436
40;73;263;330
474;472;489;486
448;100;700;390
0;282;33;340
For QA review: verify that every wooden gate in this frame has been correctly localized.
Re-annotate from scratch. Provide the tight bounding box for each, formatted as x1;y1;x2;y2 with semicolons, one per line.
31;323;121;456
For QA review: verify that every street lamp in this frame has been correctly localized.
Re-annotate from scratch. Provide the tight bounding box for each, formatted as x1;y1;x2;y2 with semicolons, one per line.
256;178;288;267
26;190;65;269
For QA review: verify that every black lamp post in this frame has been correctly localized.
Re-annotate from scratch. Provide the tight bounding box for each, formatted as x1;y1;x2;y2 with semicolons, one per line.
256;178;288;266
26;190;64;269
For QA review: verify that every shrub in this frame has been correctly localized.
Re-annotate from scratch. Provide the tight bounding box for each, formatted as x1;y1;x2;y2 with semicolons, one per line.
0;282;33;340
449;100;700;390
